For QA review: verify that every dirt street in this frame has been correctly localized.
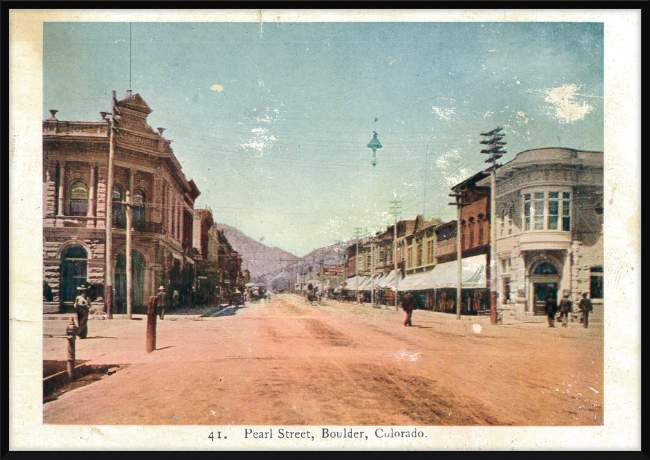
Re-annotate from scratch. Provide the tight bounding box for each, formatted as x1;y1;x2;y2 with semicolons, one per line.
44;294;603;426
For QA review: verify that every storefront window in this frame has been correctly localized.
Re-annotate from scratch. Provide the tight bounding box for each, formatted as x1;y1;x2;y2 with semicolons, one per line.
590;266;603;299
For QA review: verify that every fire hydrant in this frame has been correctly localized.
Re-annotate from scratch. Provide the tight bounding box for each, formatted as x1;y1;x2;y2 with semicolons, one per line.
66;319;78;380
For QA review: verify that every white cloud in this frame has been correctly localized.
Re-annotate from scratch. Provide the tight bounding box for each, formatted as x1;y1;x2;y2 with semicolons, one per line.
544;84;594;123
436;148;461;169
432;106;456;120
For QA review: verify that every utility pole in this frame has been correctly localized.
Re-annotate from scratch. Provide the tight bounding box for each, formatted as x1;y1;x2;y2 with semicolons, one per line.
423;145;429;217
353;227;363;302
370;239;375;307
480;126;506;325
449;191;469;320
125;189;133;320
105;91;118;319
389;199;402;310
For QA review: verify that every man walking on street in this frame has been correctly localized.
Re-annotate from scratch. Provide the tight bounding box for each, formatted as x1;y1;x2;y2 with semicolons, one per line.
402;292;416;327
158;286;168;320
579;292;594;329
546;294;558;328
559;292;572;327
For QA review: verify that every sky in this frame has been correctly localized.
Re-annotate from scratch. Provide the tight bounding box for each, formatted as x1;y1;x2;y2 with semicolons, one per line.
44;21;604;257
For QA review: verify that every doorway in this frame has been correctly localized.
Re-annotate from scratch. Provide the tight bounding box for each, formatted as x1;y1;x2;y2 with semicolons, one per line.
533;283;558;316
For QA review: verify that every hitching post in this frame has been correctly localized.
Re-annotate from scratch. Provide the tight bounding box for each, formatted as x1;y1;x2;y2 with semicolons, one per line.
146;296;158;353
66;319;78;380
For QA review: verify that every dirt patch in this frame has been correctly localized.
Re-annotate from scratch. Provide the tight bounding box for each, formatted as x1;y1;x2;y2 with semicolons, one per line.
44;364;128;403
304;319;353;347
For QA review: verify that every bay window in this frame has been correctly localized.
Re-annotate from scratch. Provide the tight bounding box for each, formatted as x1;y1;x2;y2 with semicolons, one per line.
522;190;571;232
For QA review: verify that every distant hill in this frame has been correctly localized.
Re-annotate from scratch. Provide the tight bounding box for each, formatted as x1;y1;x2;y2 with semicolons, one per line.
215;223;299;279
259;240;354;292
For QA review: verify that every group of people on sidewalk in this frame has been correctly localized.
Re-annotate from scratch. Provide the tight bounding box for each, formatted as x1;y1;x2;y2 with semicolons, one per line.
545;292;594;329
398;291;595;329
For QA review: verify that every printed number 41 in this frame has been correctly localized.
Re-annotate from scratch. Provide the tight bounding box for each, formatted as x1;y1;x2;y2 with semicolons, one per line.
209;432;223;441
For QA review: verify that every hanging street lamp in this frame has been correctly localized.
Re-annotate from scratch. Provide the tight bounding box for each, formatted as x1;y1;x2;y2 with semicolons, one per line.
367;131;383;168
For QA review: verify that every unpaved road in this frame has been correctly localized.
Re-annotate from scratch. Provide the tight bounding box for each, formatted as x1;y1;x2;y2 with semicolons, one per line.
44;294;603;426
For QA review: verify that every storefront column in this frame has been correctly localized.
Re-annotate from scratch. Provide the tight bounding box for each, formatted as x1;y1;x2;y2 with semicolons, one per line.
86;164;96;228
56;161;66;227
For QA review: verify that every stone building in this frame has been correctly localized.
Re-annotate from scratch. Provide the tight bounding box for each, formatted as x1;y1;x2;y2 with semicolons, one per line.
43;91;200;314
475;147;604;316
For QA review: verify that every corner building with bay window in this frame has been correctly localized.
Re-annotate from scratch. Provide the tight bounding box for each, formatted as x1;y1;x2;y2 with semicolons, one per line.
43;91;200;314
476;148;604;316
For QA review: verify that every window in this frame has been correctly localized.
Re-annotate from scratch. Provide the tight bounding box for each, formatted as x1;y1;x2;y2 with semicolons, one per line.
133;189;146;231
500;209;507;237
469;219;475;248
113;185;125;229
523;191;571;232
417;243;423;267
533;262;558;275
534;192;544;230
508;206;514;235
69;180;89;216
562;192;571;231
590;267;603;299
523;194;531;231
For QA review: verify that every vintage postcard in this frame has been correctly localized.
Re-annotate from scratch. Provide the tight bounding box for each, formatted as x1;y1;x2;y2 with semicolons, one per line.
9;9;641;450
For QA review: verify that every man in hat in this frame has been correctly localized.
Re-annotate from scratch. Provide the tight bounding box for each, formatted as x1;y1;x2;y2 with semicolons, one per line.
401;292;416;327
545;294;558;328
157;286;168;320
578;292;594;329
73;283;91;339
558;292;573;327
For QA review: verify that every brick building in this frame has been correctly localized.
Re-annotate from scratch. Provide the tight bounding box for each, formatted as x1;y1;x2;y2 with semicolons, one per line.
43;91;200;314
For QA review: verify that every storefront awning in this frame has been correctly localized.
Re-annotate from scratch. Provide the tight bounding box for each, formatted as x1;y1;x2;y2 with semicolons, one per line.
429;254;487;289
377;270;401;291
357;274;381;291
399;271;435;291
343;276;369;291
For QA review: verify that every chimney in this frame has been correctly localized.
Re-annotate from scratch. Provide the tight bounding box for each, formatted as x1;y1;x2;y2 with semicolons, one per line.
47;110;58;121
126;90;132;99
157;127;165;137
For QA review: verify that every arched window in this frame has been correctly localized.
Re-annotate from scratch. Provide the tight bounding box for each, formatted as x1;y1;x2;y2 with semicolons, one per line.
507;205;515;235
113;185;125;229
133;189;146;231
500;208;508;237
69;180;89;216
61;245;88;302
468;218;475;249
533;262;558;275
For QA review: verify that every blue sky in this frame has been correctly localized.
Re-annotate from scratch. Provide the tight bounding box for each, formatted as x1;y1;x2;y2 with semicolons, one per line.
44;22;604;256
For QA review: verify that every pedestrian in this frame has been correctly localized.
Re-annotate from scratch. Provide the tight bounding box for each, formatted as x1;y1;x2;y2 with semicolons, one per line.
578;292;594;329
558;292;572;327
401;292;416;327
74;283;91;339
157;286;168;320
545;294;558;328
172;289;180;311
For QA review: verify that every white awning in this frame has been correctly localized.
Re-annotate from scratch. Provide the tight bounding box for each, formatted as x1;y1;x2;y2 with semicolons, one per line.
395;256;487;291
377;270;401;291
399;271;435;291
358;274;381;291
428;255;487;289
343;276;369;291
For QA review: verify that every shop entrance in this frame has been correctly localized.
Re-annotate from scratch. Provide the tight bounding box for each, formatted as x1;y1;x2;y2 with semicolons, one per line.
533;283;558;316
